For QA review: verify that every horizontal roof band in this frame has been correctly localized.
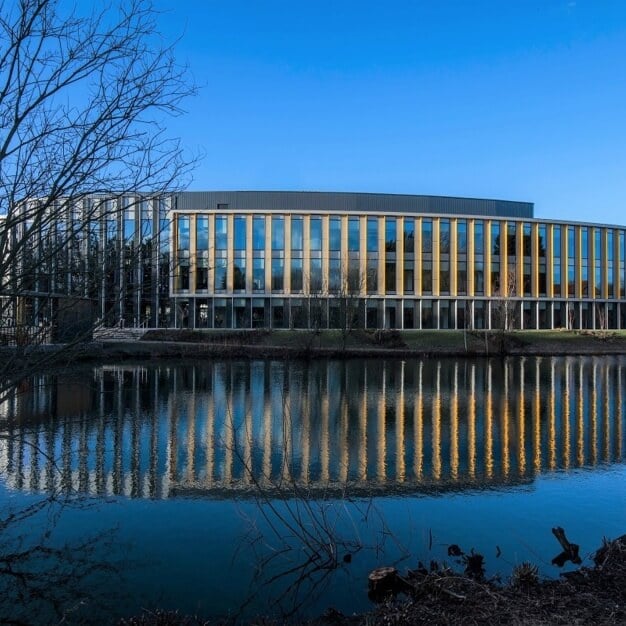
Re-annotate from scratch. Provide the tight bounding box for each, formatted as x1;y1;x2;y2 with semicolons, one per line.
174;191;533;219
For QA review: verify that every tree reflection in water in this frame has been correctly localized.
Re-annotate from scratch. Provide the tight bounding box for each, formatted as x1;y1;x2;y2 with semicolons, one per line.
0;473;123;623
0;356;624;620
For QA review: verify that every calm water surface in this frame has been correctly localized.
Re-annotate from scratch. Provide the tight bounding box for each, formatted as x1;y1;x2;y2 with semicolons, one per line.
0;356;625;623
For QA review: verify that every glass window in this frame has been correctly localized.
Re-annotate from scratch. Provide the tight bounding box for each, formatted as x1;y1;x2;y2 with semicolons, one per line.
329;217;341;251
234;216;246;250
348;217;360;252
440;260;450;293
253;258;264;290
234;257;246;290
523;261;531;295
568;229;577;297
367;259;378;293
196;216;208;250
553;226;562;258
385;261;396;292
329;258;341;290
310;217;322;250
474;221;484;254
347;260;361;291
272;258;284;290
618;230;626;298
404;219;415;253
538;225;547;257
404;260;414;293
367;218;378;252
272;216;284;251
140;201;152;241
385;218;396;252
567;227;575;261
523;223;532;256
124;207;135;241
491;222;501;256
291;217;303;250
177;216;190;250
553;229;562;297
507;222;517;257
553;262;561;296
422;260;432;294
214;257;227;290
568;261;575;297
158;210;169;254
457;260;467;295
474;260;484;294
291;258;303;291
178;260;189;291
215;216;227;250
196;263;208;290
309;258;322;291
491;261;500;293
457;221;467;254
440;220;450;255
253;216;265;250
422;220;432;254
581;228;588;259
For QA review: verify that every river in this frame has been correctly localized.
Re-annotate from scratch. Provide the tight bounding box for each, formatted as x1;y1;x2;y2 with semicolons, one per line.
0;356;624;622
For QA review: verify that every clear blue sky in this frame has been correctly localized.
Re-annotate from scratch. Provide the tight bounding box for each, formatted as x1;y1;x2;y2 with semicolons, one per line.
153;0;626;225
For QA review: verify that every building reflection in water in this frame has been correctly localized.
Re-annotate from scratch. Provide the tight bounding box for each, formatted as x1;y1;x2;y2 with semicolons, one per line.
0;357;625;499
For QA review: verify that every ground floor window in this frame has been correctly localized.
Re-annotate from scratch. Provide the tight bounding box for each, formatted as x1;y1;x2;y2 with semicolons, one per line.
165;297;625;331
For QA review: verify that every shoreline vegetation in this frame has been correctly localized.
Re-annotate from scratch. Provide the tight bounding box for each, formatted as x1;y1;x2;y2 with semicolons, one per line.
72;328;626;363
119;533;626;625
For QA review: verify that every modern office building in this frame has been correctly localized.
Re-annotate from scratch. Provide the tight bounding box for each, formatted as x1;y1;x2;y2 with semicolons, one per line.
8;191;626;332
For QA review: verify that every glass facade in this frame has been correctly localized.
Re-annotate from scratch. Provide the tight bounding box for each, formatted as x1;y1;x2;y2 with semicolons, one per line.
12;193;626;333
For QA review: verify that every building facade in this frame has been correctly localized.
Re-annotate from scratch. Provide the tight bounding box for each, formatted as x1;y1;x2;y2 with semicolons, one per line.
9;191;626;331
167;191;626;331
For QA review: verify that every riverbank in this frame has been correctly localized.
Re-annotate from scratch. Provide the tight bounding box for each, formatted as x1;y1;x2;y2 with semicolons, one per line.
74;328;626;363
120;533;626;625
6;329;626;367
354;533;626;625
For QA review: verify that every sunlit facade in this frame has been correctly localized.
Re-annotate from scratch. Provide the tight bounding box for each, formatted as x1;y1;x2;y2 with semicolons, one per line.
168;191;626;330
8;190;626;331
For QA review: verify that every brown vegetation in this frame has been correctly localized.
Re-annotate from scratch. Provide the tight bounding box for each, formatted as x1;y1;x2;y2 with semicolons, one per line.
119;535;626;625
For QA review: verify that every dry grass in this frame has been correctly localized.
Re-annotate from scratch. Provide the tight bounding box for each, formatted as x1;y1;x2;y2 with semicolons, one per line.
119;536;626;626
357;534;626;626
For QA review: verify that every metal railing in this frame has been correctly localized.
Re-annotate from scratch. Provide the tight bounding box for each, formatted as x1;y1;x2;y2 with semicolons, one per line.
0;324;52;346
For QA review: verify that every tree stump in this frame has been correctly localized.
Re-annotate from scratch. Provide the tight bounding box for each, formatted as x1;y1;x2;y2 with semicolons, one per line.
368;567;398;594
368;566;413;602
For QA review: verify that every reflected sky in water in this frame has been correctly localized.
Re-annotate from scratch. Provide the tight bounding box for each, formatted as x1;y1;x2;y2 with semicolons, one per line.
0;356;625;621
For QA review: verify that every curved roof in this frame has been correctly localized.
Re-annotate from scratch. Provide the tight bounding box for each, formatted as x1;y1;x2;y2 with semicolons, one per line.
174;190;534;219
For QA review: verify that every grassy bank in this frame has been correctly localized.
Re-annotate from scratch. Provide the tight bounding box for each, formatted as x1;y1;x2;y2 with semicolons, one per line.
120;328;626;360
6;329;626;369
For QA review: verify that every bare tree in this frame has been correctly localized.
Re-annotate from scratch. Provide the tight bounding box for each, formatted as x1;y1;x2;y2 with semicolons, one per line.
595;303;607;334
491;268;517;354
0;0;195;392
493;268;518;332
0;6;194;609
331;264;366;350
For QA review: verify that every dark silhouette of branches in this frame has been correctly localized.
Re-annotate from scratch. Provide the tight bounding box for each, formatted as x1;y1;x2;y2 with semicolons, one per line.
0;0;195;397
0;1;193;617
